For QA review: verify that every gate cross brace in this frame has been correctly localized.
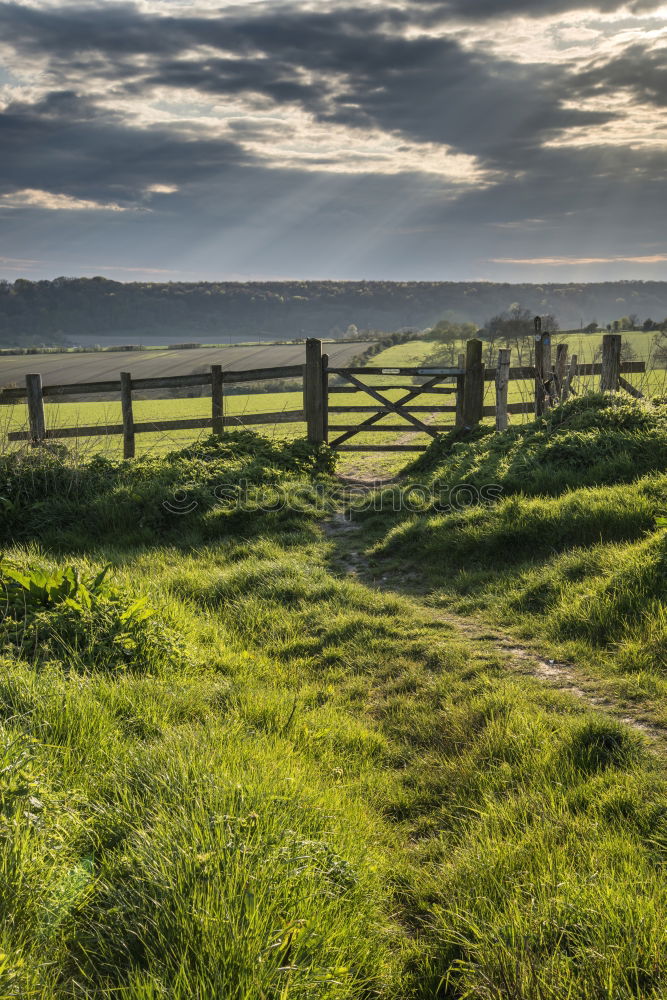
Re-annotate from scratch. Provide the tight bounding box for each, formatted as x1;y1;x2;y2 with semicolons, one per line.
329;372;445;448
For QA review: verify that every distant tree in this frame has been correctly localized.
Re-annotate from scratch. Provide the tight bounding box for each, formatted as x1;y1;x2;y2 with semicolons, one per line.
4;276;667;349
483;305;535;364
427;319;476;364
621;339;637;362
584;321;598;334
653;330;667;368
615;315;640;332
429;319;476;342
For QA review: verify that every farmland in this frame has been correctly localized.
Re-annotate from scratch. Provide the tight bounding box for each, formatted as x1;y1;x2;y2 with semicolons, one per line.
0;340;374;394
0;340;433;475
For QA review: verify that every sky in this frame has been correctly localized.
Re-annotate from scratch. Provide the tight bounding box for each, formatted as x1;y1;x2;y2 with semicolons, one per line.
0;0;666;282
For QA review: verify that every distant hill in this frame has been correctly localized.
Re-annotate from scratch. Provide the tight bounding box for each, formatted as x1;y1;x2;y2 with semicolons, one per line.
2;276;667;346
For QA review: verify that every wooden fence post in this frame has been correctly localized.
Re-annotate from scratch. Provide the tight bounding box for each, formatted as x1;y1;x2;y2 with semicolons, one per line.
495;348;510;431
25;373;45;445
120;372;135;459
463;339;484;428
554;344;569;402
601;333;622;391
562;353;577;401
534;328;552;416
305;338;325;444
211;365;224;436
455;352;465;428
321;353;329;444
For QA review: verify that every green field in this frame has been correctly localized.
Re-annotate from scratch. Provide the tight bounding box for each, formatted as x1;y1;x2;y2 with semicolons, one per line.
0;341;450;477
559;327;659;363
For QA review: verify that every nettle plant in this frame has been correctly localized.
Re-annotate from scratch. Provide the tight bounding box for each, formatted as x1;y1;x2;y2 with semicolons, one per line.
0;560;187;673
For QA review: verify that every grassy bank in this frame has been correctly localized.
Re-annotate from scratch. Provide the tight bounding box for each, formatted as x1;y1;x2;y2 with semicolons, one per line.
368;394;667;724
2;427;667;996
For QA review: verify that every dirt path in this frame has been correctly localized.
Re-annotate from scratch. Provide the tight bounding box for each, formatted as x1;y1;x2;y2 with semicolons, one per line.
323;510;666;748
335;411;439;485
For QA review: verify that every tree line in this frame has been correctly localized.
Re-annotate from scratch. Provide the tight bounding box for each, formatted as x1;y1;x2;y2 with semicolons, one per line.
6;276;667;347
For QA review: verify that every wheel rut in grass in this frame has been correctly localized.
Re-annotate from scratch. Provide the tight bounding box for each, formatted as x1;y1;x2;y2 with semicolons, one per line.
323;509;666;749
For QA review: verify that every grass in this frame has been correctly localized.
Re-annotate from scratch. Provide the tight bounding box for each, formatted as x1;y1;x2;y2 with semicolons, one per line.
0;391;308;458
3;424;667;996
365;393;667;726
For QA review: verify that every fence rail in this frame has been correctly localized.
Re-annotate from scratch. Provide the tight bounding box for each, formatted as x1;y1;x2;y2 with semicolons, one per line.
3;332;648;458
7;362;307;458
0;364;304;402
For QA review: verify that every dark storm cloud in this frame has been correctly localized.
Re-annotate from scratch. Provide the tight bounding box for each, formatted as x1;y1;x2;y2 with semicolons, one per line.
0;1;408;59
0;1;188;57
0;0;614;173
307;45;608;166
0;90;249;203
574;44;667;107
0;0;665;281
2;142;664;282
415;0;662;19
130;54;332;110
429;143;667;230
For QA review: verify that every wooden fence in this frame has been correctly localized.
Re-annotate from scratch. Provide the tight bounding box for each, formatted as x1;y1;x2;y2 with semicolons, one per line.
4;362;306;458
2;333;646;457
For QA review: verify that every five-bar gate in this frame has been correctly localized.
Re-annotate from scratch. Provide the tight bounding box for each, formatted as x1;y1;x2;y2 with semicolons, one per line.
326;360;464;452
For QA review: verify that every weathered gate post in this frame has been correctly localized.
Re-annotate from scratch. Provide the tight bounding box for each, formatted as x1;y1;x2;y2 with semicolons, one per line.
305;338;325;444
120;372;135;459
321;352;329;444
462;339;484;428
601;333;622;392
563;354;577;401
211;365;224;436
554;344;569;403
455;352;465;429
495;348;510;431
25;373;46;445
534;317;552;416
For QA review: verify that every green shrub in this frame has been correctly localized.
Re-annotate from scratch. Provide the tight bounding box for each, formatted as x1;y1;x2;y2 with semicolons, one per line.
0;559;186;674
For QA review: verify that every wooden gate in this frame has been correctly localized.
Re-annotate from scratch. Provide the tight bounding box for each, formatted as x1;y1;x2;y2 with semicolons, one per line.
325;362;464;452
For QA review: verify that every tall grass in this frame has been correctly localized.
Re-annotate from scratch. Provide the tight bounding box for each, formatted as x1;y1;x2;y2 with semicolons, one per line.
3;427;667;996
